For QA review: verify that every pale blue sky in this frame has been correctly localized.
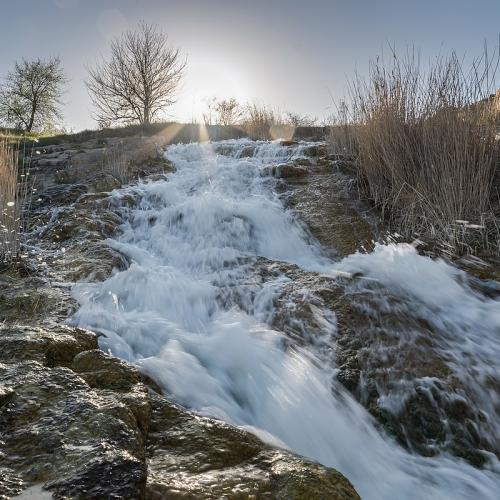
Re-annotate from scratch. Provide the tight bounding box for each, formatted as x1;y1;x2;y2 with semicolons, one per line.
0;0;499;130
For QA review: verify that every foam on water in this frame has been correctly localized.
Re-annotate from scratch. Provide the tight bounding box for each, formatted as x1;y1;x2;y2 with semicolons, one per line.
73;139;500;499
336;243;500;441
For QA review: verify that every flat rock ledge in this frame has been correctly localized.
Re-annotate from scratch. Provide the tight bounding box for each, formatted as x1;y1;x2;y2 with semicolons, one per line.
0;323;359;499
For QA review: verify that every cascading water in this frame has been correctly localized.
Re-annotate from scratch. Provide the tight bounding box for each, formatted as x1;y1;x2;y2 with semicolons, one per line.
73;139;500;499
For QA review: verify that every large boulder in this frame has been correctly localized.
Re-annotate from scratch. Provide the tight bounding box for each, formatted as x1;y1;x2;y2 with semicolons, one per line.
145;391;359;499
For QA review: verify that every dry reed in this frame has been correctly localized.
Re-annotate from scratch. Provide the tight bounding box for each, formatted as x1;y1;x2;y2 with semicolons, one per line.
0;139;31;263
331;47;500;254
241;104;296;140
101;144;131;184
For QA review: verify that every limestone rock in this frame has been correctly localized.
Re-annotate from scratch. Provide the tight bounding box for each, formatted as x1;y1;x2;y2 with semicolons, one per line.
72;349;142;392
54;168;79;184
263;163;308;179
294;156;313;167
0;325;97;366
145;392;359;499
239;144;256;157
0;359;147;499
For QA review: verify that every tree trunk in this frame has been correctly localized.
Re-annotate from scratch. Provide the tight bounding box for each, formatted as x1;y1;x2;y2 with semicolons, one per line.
143;102;150;125
26;103;36;132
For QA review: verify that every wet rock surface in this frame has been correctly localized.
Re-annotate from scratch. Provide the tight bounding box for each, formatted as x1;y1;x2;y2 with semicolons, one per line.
333;275;500;467
278;154;378;258
264;150;500;467
262;162;308;179
0;324;359;499
237;250;499;468
146;391;358;499
0;138;360;499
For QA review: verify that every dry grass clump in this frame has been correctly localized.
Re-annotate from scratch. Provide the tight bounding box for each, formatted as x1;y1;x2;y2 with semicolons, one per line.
0;140;31;263
332;48;500;254
329;101;360;159
242;105;322;140
241;104;282;140
101;138;166;184
242;104;307;140
101;145;131;184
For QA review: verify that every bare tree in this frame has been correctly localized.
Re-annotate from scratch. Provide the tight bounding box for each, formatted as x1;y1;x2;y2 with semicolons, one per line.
284;111;317;127
203;97;242;126
87;23;186;127
0;57;65;132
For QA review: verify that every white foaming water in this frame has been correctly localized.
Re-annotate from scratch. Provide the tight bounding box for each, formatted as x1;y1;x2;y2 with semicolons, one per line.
73;139;500;499
336;243;500;437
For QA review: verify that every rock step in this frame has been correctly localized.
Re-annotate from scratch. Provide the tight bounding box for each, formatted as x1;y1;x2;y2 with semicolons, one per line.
31;158;69;167
34;145;65;154
33;152;71;160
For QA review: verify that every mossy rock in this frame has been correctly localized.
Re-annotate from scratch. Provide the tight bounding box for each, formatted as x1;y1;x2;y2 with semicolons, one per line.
54;168;80;184
89;174;122;193
72;349;142;392
0;324;97;366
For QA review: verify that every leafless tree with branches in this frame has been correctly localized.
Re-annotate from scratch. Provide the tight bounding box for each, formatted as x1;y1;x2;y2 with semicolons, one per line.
86;23;186;127
284;111;317;127
203;97;243;126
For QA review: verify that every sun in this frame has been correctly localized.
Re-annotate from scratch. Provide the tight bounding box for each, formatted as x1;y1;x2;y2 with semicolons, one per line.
174;56;252;122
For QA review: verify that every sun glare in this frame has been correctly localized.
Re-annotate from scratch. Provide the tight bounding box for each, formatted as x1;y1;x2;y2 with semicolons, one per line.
179;57;252;122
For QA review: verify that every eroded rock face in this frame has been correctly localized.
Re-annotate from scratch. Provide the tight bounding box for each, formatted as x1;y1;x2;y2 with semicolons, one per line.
329;277;500;467
280;159;378;258
262;163;308;179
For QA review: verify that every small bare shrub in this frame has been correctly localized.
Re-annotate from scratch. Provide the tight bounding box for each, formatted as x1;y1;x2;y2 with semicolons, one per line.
284;112;317;127
203;98;243;126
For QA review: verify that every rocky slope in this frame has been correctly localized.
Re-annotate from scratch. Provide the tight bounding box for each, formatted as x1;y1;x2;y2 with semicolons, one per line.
4;134;499;498
0;136;359;499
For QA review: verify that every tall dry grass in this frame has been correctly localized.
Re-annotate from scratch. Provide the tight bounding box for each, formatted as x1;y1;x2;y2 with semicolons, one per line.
241;104;282;140
101;144;131;184
332;48;500;254
242;104;313;140
329;100;360;159
0;140;31;263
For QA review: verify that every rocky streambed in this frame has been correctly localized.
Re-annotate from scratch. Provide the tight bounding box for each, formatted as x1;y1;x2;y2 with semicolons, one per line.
2;136;500;499
1;137;359;499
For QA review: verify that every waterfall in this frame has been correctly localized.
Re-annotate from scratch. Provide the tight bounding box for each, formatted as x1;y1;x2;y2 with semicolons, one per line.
73;139;500;499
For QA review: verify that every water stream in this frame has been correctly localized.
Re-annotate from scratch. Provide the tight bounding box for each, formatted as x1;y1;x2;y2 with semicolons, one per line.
73;140;500;499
